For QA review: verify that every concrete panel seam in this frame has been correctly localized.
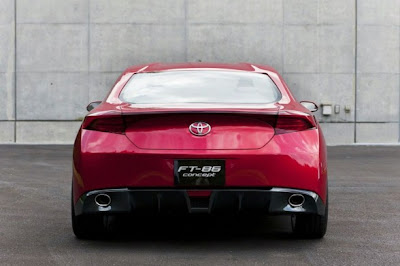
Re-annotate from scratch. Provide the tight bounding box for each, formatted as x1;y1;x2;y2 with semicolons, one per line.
184;0;188;61
353;121;400;124
16;22;89;25
13;0;16;142
281;0;284;74
87;0;90;110
10;120;85;122
189;22;283;26
15;22;189;26
354;0;358;143
13;71;125;74
11;22;327;26
283;71;400;75
317;0;321;73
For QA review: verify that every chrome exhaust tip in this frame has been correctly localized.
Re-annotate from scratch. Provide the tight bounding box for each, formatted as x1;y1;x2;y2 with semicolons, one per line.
94;194;111;207
288;194;305;207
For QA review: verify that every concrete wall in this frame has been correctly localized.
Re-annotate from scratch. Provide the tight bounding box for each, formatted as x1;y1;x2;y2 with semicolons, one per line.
0;0;399;144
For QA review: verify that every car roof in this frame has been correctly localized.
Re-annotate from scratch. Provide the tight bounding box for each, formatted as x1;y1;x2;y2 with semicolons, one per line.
124;62;278;74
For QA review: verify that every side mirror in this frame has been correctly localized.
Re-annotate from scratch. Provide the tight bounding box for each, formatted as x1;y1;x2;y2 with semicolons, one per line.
300;101;318;112
86;101;102;112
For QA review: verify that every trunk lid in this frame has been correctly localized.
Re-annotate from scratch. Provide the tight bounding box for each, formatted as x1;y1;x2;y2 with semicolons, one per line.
121;104;279;150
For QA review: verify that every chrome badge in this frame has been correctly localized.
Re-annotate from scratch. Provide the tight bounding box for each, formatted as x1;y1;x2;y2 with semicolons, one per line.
189;122;211;136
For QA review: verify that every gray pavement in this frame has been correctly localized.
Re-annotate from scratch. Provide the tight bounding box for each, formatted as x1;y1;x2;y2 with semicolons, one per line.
0;145;399;265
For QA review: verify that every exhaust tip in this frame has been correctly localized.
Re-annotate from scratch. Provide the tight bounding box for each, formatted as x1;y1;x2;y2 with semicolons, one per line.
94;193;111;207
288;194;305;207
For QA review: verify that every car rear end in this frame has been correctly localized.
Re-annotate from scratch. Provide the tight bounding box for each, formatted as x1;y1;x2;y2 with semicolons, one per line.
72;65;328;238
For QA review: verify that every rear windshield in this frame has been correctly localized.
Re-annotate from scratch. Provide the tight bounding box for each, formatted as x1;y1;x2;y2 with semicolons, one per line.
120;70;281;104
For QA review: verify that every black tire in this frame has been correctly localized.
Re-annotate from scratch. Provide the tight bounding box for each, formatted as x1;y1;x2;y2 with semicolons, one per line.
292;196;328;239
71;188;108;239
71;195;94;239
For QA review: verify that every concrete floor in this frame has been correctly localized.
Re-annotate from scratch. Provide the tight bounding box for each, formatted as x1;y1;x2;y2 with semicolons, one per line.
0;145;399;265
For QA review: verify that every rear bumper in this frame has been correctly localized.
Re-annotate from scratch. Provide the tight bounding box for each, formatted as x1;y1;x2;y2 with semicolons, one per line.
74;187;326;217
73;128;328;204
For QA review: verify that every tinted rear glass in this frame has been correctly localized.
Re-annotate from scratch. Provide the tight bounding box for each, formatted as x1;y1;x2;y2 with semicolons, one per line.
120;71;281;104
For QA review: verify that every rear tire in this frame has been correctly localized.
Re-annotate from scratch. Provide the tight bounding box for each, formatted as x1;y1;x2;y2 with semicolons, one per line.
71;196;97;239
292;195;328;238
71;188;112;239
72;212;91;239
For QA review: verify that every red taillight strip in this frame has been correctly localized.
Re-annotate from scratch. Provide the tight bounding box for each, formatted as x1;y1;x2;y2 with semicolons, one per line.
275;114;316;134
82;115;125;134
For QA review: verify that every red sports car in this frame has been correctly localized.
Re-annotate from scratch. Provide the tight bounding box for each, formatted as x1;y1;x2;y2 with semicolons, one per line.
72;63;328;238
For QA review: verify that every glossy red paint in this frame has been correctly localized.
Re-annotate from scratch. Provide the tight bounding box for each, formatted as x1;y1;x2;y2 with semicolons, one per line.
124;113;277;150
73;63;327;205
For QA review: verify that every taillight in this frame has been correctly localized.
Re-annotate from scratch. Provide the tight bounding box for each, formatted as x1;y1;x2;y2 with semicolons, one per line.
83;116;125;134
275;115;316;134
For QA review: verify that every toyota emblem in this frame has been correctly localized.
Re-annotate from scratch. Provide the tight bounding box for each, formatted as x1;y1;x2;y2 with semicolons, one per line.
189;122;211;136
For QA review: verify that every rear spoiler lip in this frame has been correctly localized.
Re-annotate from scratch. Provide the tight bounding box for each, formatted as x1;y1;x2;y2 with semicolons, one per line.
118;109;311;117
118;110;280;116
82;108;315;134
84;109;280;129
118;103;281;116
278;109;313;117
87;106;311;118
